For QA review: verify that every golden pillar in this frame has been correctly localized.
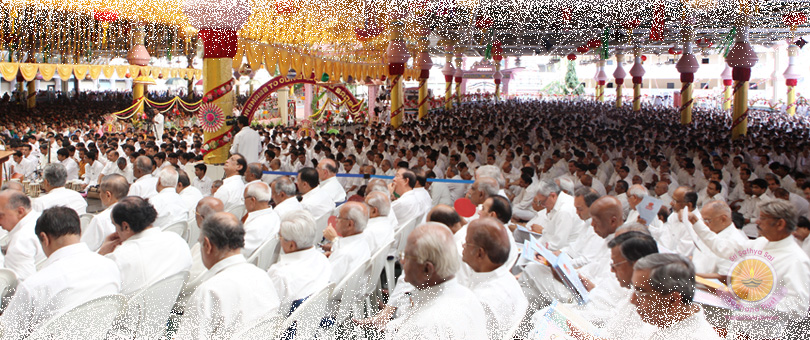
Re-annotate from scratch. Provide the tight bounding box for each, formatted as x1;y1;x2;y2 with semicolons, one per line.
726;26;758;139
385;21;410;128
26;80;36;109
629;46;645;112
676;27;699;125
415;37;432;120
784;45;800;116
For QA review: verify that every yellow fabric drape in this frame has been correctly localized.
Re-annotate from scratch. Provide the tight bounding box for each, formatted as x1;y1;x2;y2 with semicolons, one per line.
88;65;103;80
73;65;89;79
56;64;73;80
264;46;277;74
102;66;115;79
39;64;56;81
194;70;201;79
19;63;38;81
247;44;263;72
0;63;19;81
171;69;179;78
115;65;129;78
233;41;246;70
129;65;141;77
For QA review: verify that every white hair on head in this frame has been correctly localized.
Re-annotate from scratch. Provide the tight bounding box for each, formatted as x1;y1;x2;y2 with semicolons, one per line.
279;210;316;249
475;165;505;188
410;222;460;279
555;177;575;195
342;203;369;232
246;182;272;202
365;191;391;216
628;184;649;199
158;167;179;187
536;179;561;197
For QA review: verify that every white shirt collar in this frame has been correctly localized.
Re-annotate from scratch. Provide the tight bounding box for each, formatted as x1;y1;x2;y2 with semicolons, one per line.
206;254;248;276
41;242;91;269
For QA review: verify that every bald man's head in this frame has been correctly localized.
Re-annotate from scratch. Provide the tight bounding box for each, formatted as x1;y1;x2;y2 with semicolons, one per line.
465;217;510;271
196;196;224;226
427;204;463;232
590;196;624;238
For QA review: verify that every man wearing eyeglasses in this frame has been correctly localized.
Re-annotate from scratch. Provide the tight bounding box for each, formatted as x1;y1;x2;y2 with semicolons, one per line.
690;201;747;279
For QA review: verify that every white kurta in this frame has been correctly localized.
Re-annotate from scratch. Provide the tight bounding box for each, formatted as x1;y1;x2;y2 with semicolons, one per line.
33;187;87;216
391;190;421;227
61;157;79;181
267;247;332;315
241;207;280;257
273;197;304;220
213;175;245;213
691;223;748;275
149;188;190;229
466;268;528;339
300;187;335;221
83;160;104;186
430;182;454;207
646;307;722;340
229;127;262;164
179;186;204;213
0;243;121;339
412;187;433;217
193;176;214;197
385;279;488;340
318;176;347;203
4;211;46;281
82;203;116;251
128;174;159;199
538;192;582;251
363;216;395;253
178;255;280;339
106;227;192;295
328;233;370;284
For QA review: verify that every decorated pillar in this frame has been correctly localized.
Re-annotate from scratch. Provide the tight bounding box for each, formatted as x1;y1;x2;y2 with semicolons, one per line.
721;65;732;111
613;52;626;108
676;27;699;124
783;44;800;116
493;41;503;101
726;25;758;139
184;0;250;164
278;87;289;126
367;84;378;122
26;79;36;109
630;46;645;112
454;48;464;105
126;26;150;115
416;39;433;120
595;60;607;102
440;42;455;110
385;21;410;129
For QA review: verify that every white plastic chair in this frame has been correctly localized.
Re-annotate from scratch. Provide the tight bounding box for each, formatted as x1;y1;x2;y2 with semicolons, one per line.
332;260;373;322
314;213;330;244
0;268;17;311
226;205;247;219
246;237;281;271
185;216;199;247
231;314;285;339
27;294;127;340
162;220;188;237
385;216;418;292
369;239;395;297
114;271;189;340
80;213;95;235
279;283;336;340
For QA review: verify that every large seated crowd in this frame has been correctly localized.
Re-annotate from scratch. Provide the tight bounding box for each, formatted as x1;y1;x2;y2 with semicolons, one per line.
0;97;809;339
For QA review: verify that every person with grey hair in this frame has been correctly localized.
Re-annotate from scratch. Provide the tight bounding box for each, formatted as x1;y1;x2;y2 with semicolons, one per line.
268;210;332;315
690;201;748;278
0;190;45;280
317;158;346;203
363;191;396;252
127;156;158;199
326;202;371;284
623;184;651;226
475;165;506;197
241;182;281;257
467;176;499;207
177;170;204;213
83;174;130;251
269;176;303;219
628;253;720;339
688;199;810;338
0;181;23;192
445;166;466;202
178;212;280;339
149;167;188;229
244;162;264;187
530;179;581;251
33;163;87;215
385;223;487;339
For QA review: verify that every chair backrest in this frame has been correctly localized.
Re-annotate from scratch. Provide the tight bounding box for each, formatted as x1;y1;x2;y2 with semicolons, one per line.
246;236;280;271
186;216;200;247
280;283;335;340
162;220;188;237
79;213;95;235
332;260;372;323
313;213;330;244
394;216;422;255
226;205;247;219
368;240;395;295
227;314;285;340
118;271;189;339
27;294;127;340
0;269;17;312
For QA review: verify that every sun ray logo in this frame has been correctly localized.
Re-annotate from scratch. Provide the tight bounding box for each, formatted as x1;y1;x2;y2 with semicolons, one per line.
728;258;775;302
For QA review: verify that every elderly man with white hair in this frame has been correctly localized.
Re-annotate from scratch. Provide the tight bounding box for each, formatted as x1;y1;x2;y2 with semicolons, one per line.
268;210;332;315
149;167;189;229
533;179;581;251
363;191;396;253
327;202;371;284
242;182;281;257
623;184;651;226
475;165;508;198
270;177;304;219
33;163;87;216
385;223;488;339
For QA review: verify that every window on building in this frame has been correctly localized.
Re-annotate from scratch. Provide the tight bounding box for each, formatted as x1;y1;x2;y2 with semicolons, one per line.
667;82;675;89
701;58;710;64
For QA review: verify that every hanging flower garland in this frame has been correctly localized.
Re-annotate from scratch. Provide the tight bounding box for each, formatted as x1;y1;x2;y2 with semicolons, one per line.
197;103;225;133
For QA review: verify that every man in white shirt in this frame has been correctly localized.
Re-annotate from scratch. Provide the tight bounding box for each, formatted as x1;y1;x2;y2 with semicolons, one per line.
270;176;304;219
177;170;204;214
192;164;214;196
326;202;371;284
229;116;262;164
691;201;748;276
339;158;362;197
99;150;126;184
214;154;247;214
317;159;346;203
385;223;488;339
98;196;192;295
0;207;121;339
33;163;87;215
10;151;35;179
127;156;158;199
462;217;528;339
269;210;332;315
56;148;79;181
629;254;721;339
363;191;396;253
81;149;104;188
149;167;189;229
241;182;281;257
533;179;582;251
0;190;45;281
297;167;335;222
152;111;165;141
82;174;128;251
177;212;280;338
390;168;421;226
